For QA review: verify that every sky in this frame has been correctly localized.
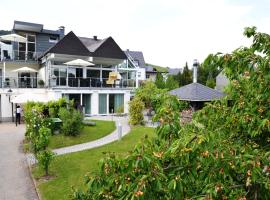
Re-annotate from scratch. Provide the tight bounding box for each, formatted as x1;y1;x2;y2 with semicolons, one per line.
1;0;270;68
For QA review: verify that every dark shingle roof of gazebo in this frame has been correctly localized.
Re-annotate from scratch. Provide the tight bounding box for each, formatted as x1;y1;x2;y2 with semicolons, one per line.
169;82;225;101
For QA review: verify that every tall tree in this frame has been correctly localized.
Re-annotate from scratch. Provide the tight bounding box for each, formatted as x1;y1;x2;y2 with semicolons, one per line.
155;72;165;89
179;62;192;86
165;75;179;90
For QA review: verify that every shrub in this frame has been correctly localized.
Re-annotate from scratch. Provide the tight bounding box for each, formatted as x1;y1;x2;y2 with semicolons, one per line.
128;97;144;125
59;107;83;136
37;150;55;176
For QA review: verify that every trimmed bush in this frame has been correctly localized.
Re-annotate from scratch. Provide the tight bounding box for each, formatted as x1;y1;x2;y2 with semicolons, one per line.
59;107;83;136
128;97;144;125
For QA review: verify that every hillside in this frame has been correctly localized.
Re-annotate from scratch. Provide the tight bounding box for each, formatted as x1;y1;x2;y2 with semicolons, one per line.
145;63;168;73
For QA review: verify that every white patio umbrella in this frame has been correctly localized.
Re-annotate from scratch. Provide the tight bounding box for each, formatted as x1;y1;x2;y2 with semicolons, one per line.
12;66;38;73
11;93;51;104
64;59;94;66
0;33;27;43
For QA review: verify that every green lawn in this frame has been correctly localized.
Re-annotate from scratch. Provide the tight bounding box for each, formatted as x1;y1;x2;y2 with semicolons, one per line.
33;126;155;200
48;120;115;149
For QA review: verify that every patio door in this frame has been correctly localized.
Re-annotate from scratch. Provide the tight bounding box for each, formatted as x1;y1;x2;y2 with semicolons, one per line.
99;94;107;114
83;94;91;115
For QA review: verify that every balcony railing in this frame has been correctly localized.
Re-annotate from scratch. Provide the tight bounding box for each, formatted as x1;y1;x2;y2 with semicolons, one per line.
0;76;42;88
49;77;136;88
0;50;43;62
0;77;136;89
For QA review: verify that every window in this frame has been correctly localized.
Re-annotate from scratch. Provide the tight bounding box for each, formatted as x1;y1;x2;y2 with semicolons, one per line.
146;74;150;79
99;94;107;114
52;67;67;86
138;72;141;78
49;36;58;43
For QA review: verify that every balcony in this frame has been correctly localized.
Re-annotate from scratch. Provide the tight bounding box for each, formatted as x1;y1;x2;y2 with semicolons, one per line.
0;76;136;89
49;77;136;88
0;50;42;62
0;76;42;88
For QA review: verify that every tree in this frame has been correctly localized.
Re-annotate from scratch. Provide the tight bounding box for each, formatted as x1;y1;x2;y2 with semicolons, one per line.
128;97;145;125
198;54;223;85
206;77;216;88
73;27;270;199
178;62;192;86
165;75;179;90
155;72;165;89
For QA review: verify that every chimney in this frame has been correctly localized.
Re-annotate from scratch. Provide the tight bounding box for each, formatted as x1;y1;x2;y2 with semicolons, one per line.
58;26;65;38
193;59;199;83
93;35;97;40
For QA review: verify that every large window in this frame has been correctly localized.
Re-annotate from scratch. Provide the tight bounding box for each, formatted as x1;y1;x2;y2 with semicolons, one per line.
83;94;91;114
17;32;36;60
99;94;107;114
109;94;124;113
52;68;67;86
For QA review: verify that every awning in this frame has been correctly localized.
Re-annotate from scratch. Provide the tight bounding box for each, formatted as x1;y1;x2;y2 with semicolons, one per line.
64;59;94;66
0;33;27;43
11;93;51;104
12;66;38;73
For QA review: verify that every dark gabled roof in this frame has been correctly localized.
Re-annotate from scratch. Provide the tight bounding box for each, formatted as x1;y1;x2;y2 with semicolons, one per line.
45;31;91;56
79;37;127;59
169;82;225;101
124;50;146;68
79;37;106;52
93;37;127;59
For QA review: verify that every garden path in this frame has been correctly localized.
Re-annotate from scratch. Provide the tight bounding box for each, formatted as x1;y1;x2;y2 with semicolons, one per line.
0;123;38;200
53;115;130;155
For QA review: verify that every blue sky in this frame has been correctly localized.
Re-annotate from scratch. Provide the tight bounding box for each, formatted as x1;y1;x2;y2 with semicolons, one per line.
1;0;270;68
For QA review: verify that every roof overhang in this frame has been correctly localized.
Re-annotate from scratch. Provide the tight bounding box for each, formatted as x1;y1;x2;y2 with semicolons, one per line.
13;21;43;32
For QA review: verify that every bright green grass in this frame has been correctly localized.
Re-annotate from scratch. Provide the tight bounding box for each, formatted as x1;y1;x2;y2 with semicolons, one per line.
48;120;115;149
33;126;155;200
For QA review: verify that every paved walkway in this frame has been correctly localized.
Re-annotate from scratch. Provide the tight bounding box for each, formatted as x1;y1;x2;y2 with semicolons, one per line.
0;123;38;200
53;115;130;155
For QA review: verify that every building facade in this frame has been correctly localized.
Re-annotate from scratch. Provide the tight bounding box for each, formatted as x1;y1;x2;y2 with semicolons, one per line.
0;21;141;121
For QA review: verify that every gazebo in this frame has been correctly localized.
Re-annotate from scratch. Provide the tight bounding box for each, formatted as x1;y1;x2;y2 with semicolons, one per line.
169;82;225;111
169;59;225;111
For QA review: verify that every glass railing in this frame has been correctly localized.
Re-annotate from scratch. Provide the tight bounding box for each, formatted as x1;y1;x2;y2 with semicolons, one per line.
0;50;42;61
0;76;44;88
49;77;136;88
0;76;136;89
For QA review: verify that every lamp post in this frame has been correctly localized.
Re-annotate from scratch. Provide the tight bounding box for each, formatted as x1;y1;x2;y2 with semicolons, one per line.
6;88;14;122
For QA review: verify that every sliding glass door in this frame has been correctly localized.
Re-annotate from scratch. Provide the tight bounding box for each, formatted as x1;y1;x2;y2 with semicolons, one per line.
83;94;91;114
99;94;107;114
109;94;124;113
114;94;124;113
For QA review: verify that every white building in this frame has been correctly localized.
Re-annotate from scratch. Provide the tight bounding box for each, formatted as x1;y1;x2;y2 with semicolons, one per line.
0;21;142;121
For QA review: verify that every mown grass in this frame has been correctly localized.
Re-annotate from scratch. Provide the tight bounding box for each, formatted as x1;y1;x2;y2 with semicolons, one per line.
33;126;156;200
48;120;115;149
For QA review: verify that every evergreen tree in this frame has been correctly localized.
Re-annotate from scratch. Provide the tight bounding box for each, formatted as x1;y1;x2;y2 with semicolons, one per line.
165;75;179;90
155;72;165;89
179;62;192;86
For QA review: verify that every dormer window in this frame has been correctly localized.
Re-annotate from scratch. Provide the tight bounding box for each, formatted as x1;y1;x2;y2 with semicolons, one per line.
49;36;58;43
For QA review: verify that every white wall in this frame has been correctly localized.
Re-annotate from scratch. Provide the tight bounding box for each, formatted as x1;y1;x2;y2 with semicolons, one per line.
0;94;13;120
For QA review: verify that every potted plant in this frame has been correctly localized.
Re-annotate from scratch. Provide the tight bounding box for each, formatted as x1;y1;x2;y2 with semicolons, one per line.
38;80;45;88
